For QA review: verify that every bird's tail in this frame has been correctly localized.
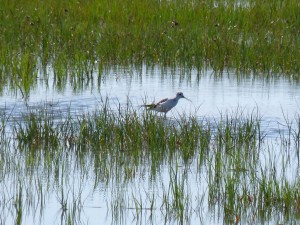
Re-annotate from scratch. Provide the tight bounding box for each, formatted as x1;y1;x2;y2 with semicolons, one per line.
140;104;156;110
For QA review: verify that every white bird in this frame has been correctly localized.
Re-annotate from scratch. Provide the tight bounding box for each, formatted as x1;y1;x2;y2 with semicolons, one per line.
143;92;191;115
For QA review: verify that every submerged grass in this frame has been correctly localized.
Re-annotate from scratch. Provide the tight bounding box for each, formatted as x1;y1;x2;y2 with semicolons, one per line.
1;0;300;93
1;101;300;224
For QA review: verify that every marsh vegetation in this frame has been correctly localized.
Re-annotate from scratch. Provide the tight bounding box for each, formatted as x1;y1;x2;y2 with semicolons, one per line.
0;101;300;224
1;0;300;93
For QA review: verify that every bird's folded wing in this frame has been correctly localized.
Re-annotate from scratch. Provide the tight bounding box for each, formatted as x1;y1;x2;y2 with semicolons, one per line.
156;98;168;105
142;98;168;109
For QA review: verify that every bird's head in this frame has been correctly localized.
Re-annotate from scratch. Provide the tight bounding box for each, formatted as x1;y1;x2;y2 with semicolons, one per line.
176;92;191;102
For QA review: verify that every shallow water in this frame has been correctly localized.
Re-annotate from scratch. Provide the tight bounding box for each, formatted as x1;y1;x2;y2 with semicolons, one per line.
1;65;300;225
1;65;299;128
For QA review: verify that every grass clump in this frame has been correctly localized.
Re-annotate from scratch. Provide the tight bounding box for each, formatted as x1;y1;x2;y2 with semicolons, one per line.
0;0;300;93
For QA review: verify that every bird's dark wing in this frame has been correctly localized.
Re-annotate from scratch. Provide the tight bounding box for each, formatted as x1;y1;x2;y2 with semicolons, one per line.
156;98;168;105
141;98;168;110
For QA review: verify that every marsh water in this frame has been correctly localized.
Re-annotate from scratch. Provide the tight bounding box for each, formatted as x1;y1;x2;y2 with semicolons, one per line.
2;65;299;123
1;65;300;225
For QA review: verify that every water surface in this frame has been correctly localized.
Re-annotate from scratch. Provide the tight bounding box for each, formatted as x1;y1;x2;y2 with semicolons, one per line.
1;65;299;126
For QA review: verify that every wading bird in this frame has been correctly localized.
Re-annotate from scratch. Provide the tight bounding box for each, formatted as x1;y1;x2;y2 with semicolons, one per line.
143;92;191;116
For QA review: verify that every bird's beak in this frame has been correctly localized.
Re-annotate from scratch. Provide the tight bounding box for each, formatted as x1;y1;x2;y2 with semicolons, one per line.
183;96;192;102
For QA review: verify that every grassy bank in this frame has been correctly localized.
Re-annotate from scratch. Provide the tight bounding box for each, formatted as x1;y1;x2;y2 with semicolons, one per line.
0;102;300;224
0;0;299;82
